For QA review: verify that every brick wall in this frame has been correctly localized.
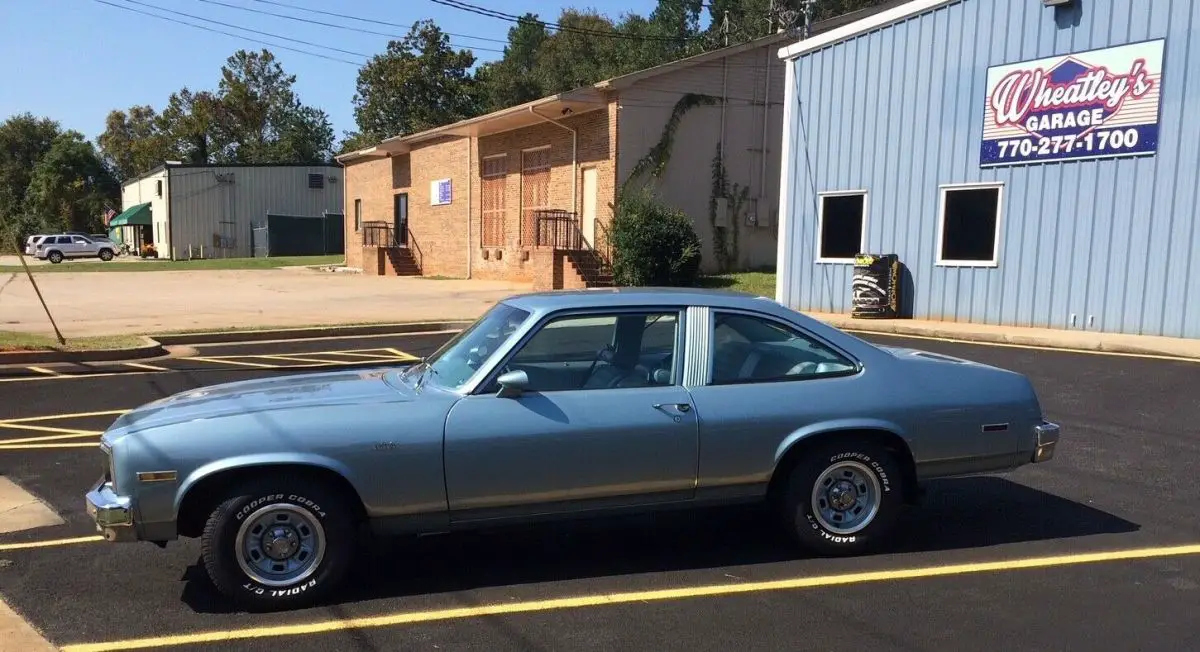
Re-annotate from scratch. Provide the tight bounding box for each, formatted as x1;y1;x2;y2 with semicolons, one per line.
342;102;618;285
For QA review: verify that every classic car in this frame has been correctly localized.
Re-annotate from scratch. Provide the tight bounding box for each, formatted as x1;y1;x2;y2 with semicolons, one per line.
86;288;1060;609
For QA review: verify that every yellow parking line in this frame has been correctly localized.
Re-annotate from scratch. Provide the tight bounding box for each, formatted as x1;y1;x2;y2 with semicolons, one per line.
122;362;167;371
319;351;407;360
57;543;1200;652
386;347;418;360
0;535;105;552
0;431;102;445
0;442;100;450
187;356;279;369
26;366;60;376
253;354;358;365
0;423;101;436
0;409;129;424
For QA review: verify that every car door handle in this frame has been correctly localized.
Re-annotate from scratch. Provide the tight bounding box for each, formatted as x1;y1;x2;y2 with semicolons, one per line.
653;403;691;413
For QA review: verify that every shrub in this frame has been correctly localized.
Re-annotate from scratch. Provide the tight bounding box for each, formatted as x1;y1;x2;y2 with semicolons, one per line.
608;188;702;287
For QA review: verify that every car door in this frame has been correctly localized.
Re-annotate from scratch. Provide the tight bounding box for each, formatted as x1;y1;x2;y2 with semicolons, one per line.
70;235;95;257
684;308;872;496
442;308;698;521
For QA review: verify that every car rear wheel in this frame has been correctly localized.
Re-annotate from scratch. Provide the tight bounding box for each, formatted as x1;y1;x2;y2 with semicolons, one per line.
200;478;357;610
47;251;63;264
778;437;904;556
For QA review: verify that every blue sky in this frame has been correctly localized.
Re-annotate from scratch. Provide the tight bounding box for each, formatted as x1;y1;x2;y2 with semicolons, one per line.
1;0;681;144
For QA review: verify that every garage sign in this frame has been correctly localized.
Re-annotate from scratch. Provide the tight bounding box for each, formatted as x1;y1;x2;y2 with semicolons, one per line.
980;39;1164;167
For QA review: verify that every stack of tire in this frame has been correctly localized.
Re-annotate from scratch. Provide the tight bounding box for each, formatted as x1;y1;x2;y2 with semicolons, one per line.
850;253;900;319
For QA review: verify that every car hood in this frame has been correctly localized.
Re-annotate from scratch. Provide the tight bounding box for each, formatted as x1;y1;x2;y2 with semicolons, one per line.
107;367;419;433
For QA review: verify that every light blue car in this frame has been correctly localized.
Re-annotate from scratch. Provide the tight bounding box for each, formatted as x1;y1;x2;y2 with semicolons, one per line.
86;288;1060;609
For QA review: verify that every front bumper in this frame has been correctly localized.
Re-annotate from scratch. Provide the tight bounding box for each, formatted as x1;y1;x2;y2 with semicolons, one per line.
1031;421;1060;463
85;478;138;543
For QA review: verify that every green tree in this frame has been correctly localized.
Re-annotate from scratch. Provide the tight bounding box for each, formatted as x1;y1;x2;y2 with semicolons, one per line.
475;13;550;114
213;49;334;163
0;113;62;240
24;131;118;234
159;88;222;165
97;105;172;182
352;20;481;141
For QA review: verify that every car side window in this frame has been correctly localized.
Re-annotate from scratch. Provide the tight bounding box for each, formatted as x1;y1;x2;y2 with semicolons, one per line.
492;311;680;392
709;312;857;385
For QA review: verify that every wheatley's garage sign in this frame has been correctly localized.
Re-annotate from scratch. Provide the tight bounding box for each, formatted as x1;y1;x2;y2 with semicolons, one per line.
980;39;1164;167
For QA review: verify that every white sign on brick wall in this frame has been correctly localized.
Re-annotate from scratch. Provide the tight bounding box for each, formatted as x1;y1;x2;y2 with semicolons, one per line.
431;178;452;205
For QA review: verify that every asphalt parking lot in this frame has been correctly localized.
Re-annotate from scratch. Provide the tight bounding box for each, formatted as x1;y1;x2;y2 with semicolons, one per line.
2;329;1199;651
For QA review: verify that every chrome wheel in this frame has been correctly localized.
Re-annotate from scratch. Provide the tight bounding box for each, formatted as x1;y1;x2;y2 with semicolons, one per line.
810;460;882;535
235;503;326;587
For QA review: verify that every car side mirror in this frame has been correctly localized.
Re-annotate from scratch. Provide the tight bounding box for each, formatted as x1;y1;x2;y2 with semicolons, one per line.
495;369;530;398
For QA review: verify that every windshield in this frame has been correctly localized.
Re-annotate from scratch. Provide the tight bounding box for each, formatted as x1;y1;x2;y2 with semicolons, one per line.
408;302;531;390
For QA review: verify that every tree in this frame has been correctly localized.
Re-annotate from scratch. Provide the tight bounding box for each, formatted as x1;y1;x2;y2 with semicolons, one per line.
212;49;335;163
475;13;550;114
159;88;222;165
97;105;172;182
24;131;118;234
0;114;62;241
351;20;481;141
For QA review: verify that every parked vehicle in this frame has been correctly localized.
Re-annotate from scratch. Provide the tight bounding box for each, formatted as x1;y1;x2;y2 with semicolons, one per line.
23;235;48;256
85;288;1060;609
35;233;117;263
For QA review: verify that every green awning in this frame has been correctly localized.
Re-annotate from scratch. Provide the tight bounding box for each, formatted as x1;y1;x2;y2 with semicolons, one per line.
107;202;152;228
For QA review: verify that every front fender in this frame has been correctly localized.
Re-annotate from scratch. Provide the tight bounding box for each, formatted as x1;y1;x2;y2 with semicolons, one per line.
773;417;911;465
174;452;359;517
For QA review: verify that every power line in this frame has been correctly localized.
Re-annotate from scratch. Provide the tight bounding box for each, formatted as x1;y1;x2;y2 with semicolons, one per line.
192;0;506;54
91;0;362;65
426;0;697;43
245;0;509;45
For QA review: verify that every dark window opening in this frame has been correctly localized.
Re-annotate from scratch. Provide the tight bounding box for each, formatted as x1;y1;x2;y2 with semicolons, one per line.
940;187;1000;262
308;173;325;189
818;193;865;260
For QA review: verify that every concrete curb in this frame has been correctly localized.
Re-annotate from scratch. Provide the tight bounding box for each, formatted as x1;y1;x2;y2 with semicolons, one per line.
815;314;1200;361
0;336;166;366
0;321;471;368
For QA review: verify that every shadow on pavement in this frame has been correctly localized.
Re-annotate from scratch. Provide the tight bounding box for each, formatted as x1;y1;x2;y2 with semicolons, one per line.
177;476;1138;614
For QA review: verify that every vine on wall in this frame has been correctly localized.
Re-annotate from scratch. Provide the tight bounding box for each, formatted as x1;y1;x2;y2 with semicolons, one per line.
709;142;747;273
620;92;719;195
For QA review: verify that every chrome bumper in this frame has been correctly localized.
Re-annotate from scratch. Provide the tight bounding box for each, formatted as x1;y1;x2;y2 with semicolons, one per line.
85;478;137;543
1031;421;1060;463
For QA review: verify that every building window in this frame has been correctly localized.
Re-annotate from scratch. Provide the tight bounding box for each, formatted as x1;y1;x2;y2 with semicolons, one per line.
816;191;867;262
481;155;507;247
936;183;1003;266
308;173;325;189
520;147;551;246
354;199;361;231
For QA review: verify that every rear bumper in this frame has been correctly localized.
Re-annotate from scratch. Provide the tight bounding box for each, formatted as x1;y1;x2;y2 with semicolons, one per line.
1031;421;1060;463
85;478;138;543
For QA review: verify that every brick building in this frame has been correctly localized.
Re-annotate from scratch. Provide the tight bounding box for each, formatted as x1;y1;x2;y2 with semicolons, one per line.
337;11;885;290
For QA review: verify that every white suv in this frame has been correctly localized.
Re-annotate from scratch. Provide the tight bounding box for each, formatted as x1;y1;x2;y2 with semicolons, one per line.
35;234;118;263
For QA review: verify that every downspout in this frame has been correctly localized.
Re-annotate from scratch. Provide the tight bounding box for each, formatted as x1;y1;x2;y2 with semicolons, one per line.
466;136;473;278
529;106;577;216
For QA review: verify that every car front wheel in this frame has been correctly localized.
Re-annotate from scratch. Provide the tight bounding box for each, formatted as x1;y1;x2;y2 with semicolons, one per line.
200;478;358;610
778;437;905;556
98;249;113;261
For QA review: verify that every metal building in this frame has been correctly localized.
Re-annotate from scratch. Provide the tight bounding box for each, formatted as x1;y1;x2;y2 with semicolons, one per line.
117;163;345;260
774;0;1198;338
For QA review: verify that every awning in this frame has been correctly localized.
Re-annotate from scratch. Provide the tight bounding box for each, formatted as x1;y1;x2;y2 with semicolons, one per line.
107;202;152;228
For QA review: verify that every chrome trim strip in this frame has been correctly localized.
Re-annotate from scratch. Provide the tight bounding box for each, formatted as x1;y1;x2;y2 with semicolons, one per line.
683;306;711;388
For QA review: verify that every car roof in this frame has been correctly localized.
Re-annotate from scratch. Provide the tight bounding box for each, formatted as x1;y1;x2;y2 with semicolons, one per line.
501;286;779;313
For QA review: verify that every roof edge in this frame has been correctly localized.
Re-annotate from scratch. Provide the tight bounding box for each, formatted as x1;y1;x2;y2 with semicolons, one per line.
777;0;958;60
597;31;796;91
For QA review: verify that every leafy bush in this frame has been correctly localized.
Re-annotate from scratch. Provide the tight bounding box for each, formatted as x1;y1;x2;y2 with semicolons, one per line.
608;188;702;287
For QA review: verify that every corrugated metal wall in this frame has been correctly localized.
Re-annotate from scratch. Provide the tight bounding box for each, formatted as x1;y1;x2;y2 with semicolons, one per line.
167;165;344;259
778;0;1200;338
618;41;787;272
